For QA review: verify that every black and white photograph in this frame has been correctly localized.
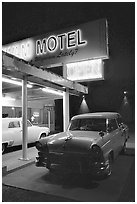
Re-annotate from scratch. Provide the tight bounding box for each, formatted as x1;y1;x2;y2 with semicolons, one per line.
2;1;135;202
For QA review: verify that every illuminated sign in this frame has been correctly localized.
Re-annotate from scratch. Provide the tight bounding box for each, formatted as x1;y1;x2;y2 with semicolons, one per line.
66;59;104;82
2;18;109;66
36;29;87;56
33;112;39;117
33;19;108;67
2;39;35;61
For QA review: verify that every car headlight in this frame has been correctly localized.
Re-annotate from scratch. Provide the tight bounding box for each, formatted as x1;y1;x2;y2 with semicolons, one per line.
35;141;43;150
90;145;103;160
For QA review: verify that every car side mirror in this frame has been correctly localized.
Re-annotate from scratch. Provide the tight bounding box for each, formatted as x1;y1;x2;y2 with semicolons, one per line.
99;131;104;137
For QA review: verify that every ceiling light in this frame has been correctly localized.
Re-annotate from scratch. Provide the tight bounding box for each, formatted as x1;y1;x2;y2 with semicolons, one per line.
2;77;32;88
41;87;63;96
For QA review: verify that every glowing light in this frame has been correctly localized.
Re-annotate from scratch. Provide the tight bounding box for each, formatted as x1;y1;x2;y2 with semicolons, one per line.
79;96;89;113
66;59;104;82
36;29;87;56
2;38;35;61
123;96;129;106
33;112;39;117
2;77;33;88
120;93;132;123
124;91;128;95
41;87;63;96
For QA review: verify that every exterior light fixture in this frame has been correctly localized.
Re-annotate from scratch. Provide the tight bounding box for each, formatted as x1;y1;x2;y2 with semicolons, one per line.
79;94;89;113
2;77;33;88
124;91;128;95
41;87;63;96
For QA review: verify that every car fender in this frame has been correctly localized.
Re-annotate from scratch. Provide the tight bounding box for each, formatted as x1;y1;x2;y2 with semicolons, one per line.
103;148;114;162
2;140;14;147
38;129;49;139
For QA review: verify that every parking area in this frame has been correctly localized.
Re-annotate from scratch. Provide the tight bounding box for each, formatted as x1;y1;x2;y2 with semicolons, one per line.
2;132;135;202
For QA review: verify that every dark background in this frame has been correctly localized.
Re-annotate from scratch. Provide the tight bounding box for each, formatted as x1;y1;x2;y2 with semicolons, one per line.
2;2;135;130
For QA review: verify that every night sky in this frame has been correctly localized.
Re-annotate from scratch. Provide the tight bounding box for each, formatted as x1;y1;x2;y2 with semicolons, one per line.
2;2;134;46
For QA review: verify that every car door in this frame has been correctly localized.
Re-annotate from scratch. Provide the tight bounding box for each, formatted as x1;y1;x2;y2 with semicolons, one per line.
8;120;22;146
107;118;122;157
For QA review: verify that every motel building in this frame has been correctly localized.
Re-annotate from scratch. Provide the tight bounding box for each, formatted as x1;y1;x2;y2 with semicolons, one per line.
3;18;129;159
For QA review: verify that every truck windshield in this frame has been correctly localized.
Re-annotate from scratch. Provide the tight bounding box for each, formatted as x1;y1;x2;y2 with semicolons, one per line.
69;118;106;132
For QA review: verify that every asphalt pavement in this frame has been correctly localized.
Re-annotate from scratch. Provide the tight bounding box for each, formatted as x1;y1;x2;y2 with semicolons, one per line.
2;131;135;202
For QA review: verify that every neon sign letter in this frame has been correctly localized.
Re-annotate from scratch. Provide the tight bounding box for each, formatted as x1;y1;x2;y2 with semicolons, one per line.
57;33;66;50
67;31;76;48
77;29;87;46
47;36;58;52
36;38;47;55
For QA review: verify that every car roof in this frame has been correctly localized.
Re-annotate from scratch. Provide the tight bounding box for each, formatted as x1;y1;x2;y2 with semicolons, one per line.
2;117;22;122
71;112;120;120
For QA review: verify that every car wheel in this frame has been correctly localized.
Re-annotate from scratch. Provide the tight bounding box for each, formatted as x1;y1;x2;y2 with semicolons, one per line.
46;156;51;170
39;133;47;139
2;144;6;154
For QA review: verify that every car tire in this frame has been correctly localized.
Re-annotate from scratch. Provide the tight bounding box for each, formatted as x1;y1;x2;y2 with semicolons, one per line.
46;157;51;170
107;154;113;176
104;153;113;177
2;143;6;154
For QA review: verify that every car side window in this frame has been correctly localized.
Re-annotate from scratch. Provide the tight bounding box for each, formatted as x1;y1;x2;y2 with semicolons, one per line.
117;116;123;127
8;122;14;128
8;121;20;128
108;119;118;132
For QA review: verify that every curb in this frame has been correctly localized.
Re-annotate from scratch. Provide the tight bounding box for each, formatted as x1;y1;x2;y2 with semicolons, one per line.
2;160;35;176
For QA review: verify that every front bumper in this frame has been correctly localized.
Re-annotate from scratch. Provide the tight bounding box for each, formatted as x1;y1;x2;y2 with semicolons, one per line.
35;151;108;175
35;152;49;168
8;140;14;147
89;160;109;176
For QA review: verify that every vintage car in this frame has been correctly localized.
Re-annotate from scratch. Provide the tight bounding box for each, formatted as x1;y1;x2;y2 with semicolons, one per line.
2;118;50;153
35;112;129;177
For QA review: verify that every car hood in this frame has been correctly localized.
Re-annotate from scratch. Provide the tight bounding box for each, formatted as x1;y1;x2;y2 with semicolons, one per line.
45;131;101;153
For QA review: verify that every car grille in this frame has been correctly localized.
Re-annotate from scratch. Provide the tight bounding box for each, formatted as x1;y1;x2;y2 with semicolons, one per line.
49;152;89;166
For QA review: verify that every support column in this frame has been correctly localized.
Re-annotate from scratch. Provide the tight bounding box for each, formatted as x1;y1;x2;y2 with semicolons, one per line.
63;88;70;131
48;110;51;130
63;64;70;131
20;75;29;160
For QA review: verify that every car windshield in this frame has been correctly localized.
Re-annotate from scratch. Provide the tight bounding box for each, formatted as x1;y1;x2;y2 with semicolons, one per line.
69;118;106;132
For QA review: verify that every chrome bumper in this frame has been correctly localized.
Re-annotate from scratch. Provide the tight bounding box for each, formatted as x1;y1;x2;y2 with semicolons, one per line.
89;160;108;176
35;151;108;175
35;152;49;167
